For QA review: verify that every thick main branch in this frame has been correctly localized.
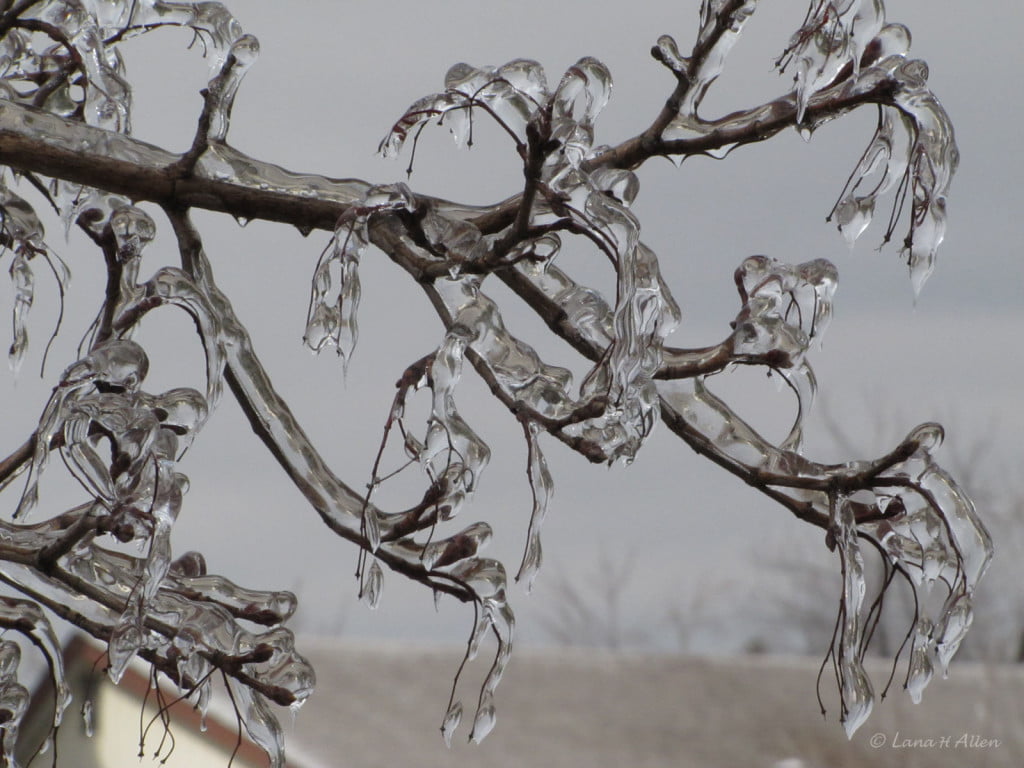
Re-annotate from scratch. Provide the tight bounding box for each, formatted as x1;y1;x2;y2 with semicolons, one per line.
0;72;899;237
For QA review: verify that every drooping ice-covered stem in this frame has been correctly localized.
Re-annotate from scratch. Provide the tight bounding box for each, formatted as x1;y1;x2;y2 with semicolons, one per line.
0;183;68;374
831;57;958;293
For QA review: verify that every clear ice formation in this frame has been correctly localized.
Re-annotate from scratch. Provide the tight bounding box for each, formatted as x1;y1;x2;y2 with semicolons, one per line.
661;2;958;293
0;0;988;760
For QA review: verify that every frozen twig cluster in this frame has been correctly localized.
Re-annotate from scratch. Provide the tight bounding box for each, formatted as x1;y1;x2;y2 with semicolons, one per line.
0;0;990;764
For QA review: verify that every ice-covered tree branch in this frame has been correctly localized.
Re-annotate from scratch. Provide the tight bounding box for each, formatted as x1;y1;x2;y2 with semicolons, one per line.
0;0;989;764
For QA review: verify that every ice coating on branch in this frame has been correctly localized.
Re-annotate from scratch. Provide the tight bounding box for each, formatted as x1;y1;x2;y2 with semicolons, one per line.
37;1;132;132
659;1;757;149
773;5;958;293
531;60;681;463
206;33;260;143
0;0;248;243
0;317;323;758
156;215;510;755
382;50;676;455
420;522;493;571
0;303;310;764
59;541;316;735
376;50;682;738
433;275;576;421
516;241;614;350
684;0;758;115
0;3;136;228
15;338;149;518
193;143;370;205
830;69;956;294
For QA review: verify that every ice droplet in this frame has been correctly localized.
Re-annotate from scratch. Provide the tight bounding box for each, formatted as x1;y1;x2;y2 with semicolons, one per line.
834;196;874;247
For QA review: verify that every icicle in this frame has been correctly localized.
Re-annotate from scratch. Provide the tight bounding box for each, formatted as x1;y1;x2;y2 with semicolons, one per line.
206;34;260;143
470;690;497;744
905;618;934;704
196;678;212;731
7;251;33;372
933;595;972;676
82;698;95;738
225;678;286;768
516;422;554;591
778;1;879;124
362;560;383;610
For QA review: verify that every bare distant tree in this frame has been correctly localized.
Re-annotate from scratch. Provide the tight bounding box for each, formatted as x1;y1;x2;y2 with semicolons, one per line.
0;1;993;764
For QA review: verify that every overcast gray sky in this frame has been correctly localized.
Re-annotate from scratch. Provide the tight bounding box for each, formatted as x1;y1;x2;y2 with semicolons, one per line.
2;1;1022;653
